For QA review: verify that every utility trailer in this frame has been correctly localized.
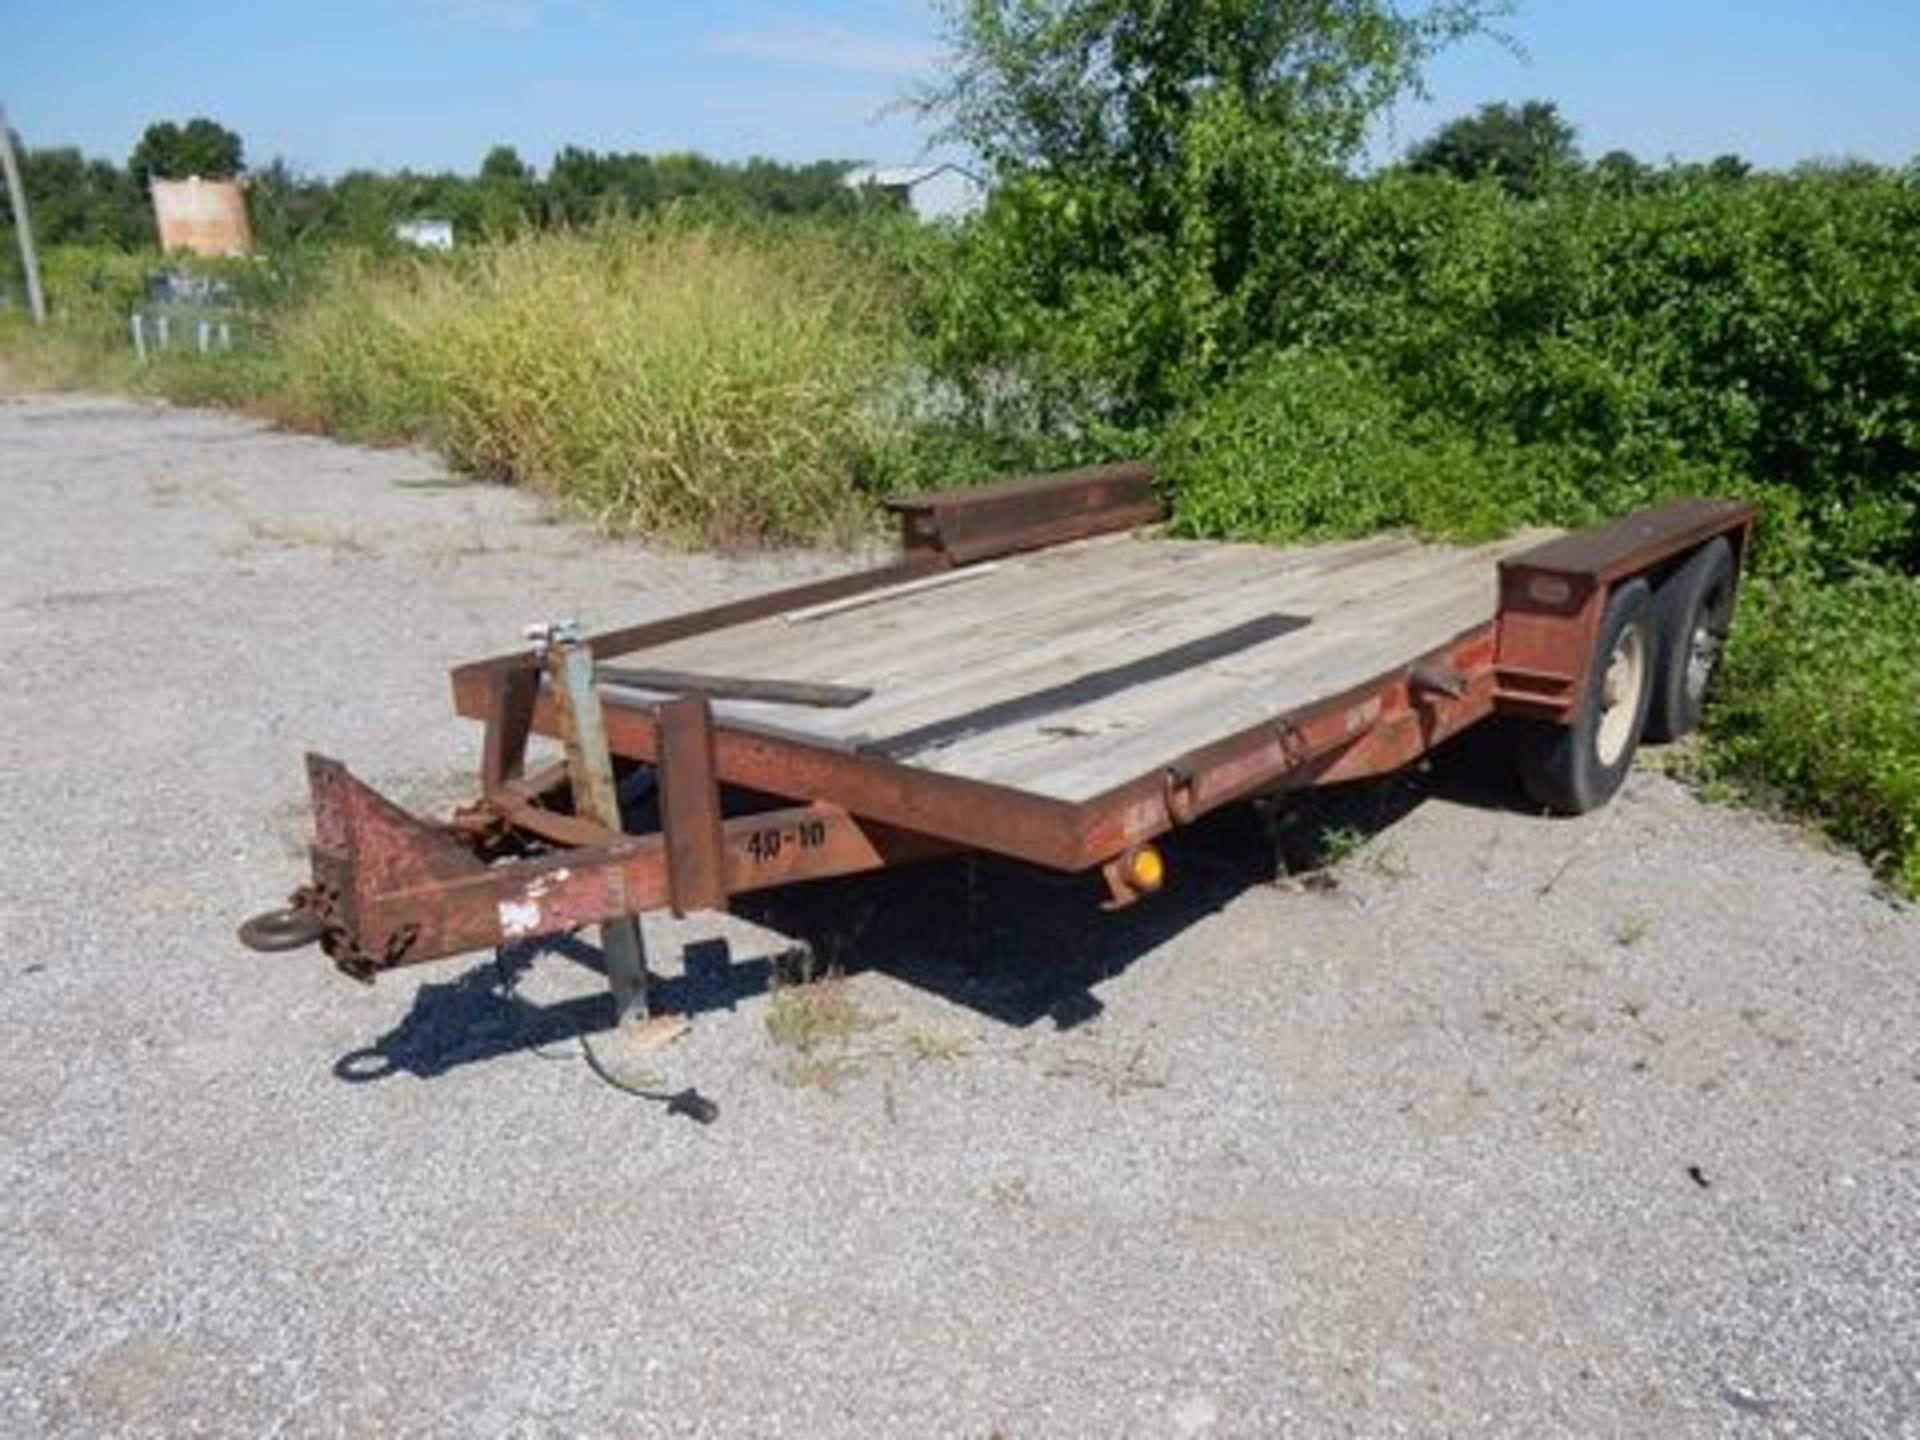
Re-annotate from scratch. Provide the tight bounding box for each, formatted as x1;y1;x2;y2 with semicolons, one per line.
239;463;1752;1019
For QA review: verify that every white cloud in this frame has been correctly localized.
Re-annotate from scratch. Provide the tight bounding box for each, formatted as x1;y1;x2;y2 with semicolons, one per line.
707;22;932;76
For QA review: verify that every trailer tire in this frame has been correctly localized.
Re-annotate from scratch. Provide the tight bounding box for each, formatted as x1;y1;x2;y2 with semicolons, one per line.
1644;537;1735;743
1515;578;1655;815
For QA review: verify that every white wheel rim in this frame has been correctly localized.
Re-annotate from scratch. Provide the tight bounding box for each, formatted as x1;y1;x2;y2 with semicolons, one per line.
1684;599;1724;703
1595;623;1647;767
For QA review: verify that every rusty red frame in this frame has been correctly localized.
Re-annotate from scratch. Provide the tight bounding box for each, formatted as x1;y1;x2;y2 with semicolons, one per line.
261;463;1754;980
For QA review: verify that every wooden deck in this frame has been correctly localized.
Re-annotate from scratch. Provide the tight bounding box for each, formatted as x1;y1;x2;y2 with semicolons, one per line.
603;528;1557;803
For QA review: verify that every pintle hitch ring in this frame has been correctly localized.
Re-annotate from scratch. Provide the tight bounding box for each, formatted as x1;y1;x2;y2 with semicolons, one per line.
237;905;328;953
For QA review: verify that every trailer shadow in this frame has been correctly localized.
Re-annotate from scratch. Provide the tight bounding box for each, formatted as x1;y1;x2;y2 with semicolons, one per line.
739;721;1531;1030
331;722;1533;1083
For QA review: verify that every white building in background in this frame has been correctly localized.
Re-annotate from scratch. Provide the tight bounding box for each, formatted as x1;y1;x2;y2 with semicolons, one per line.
393;218;455;251
842;163;987;222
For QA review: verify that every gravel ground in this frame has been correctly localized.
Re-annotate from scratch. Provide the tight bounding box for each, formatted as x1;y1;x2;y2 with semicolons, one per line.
1;391;1916;1438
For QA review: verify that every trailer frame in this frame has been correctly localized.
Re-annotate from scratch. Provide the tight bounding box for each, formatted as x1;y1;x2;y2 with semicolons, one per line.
240;463;1753;991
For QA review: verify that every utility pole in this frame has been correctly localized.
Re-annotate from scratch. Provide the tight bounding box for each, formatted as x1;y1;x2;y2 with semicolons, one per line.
0;102;47;326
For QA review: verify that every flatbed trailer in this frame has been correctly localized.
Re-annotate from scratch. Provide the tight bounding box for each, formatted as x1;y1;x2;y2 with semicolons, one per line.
240;463;1753;1009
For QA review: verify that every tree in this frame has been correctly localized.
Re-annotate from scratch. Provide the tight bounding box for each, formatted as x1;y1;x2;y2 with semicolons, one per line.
479;144;532;186
917;0;1505;419
1405;99;1579;197
247;157;335;249
129;117;244;184
473;145;537;237
924;0;1502;184
14;143;147;246
1593;148;1651;194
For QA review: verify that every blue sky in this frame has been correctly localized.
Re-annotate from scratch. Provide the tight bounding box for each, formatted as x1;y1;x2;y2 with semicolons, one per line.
4;2;1915;176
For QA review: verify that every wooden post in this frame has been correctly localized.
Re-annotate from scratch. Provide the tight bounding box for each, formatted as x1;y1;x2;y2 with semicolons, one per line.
0;103;47;326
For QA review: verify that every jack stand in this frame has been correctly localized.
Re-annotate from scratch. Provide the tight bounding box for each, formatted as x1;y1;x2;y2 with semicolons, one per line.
533;620;688;1055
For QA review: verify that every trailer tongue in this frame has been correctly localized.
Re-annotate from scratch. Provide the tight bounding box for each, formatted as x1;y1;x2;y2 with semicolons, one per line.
240;462;1751;1020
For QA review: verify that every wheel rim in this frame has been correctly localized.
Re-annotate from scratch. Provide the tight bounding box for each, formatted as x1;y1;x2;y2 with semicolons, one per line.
1595;622;1648;767
1684;588;1728;702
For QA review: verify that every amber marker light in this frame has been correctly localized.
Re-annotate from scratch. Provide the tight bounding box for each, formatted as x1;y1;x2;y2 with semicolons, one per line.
1126;844;1166;892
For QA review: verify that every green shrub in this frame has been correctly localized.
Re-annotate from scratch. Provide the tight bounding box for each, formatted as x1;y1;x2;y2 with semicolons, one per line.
1160;347;1533;541
33;246;149;339
1705;571;1920;894
1154;344;1692;544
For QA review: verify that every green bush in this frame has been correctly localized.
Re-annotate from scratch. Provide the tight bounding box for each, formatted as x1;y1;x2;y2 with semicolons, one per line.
34;246;149;338
1706;572;1920;893
1160;347;1542;542
937;164;1920;564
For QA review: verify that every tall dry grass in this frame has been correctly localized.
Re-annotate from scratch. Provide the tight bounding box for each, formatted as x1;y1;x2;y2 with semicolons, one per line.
269;222;911;545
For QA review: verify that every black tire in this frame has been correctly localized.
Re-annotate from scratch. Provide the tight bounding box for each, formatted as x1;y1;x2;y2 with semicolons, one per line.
1515;578;1656;815
1644;537;1736;743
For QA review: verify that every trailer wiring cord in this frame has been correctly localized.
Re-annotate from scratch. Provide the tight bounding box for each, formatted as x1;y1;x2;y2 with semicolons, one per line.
492;941;719;1123
577;1033;720;1124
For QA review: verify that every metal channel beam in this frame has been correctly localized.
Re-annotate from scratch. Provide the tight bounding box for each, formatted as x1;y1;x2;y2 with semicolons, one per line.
886;459;1162;565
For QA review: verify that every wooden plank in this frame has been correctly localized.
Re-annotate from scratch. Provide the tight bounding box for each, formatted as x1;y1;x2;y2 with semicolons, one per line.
786;539;1290;693
965;541;1532;798
619;541;1293;740
780;563;1000;623
595;666;872;709
907;532;1540;788
623;532;1159;678
866;613;1313;758
629;532;1407;692
614;528;1557;806
840;534;1474;748
775;543;1355;739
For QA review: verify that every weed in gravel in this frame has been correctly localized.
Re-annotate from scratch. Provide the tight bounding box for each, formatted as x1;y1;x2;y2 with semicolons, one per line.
766;974;880;1049
1315;824;1369;867
230;517;376;556
1366;843;1413;880
765;974;891;1090
1043;1041;1166;1097
1612;912;1653;948
774;1051;863;1093
989;1175;1036;1210
901;1022;973;1062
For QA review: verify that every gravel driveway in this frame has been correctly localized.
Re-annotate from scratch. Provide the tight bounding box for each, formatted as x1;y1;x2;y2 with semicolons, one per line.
2;392;1916;1437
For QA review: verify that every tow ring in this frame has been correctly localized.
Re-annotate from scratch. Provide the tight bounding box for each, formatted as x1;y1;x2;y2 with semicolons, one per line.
238;907;328;953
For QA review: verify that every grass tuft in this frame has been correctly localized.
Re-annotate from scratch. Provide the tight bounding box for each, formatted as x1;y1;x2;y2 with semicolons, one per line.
901;1022;973;1062
765;973;886;1055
